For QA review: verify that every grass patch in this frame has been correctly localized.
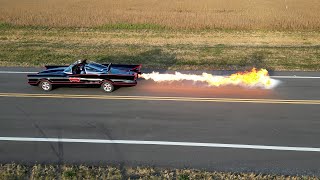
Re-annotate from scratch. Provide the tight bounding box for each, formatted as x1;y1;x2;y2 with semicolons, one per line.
31;164;58;179
0;27;319;71
0;163;318;179
0;164;29;180
97;23;167;31
0;22;13;30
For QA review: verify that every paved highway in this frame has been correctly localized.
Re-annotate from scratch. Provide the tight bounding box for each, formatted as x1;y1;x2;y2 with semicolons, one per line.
0;68;320;176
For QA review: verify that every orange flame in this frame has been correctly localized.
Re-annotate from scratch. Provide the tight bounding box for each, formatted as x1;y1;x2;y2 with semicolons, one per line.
140;68;276;89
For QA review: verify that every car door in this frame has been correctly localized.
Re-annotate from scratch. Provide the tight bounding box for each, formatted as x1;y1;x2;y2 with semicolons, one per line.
65;64;84;84
82;65;106;84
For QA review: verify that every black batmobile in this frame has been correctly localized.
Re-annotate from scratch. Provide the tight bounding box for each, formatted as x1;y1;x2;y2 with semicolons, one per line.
27;60;142;93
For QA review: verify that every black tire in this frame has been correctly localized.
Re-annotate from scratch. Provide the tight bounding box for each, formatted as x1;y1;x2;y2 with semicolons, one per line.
39;80;53;91
101;81;114;93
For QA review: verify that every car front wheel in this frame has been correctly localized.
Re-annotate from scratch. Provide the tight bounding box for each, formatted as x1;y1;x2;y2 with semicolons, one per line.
101;81;114;93
39;80;53;91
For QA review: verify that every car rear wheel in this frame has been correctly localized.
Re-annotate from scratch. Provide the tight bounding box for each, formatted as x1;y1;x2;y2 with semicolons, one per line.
101;81;114;93
39;80;53;91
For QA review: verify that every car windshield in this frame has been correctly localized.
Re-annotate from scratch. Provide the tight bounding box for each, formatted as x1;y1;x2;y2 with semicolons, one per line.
63;64;73;74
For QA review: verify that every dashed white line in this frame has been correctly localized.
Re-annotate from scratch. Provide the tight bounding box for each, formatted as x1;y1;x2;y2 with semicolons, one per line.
0;137;319;152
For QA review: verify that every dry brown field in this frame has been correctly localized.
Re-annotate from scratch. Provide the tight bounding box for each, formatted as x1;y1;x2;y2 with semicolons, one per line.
0;0;320;30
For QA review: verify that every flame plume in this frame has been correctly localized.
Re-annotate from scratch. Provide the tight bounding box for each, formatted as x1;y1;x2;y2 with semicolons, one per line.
140;68;278;89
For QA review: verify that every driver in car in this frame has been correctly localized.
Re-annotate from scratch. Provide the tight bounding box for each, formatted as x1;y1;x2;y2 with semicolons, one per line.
72;59;87;74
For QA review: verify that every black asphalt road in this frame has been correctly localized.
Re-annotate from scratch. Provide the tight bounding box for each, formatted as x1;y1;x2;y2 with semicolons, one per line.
1;68;320;176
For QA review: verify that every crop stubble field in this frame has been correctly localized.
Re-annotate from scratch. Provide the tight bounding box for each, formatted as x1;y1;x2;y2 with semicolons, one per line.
0;0;319;70
0;0;320;30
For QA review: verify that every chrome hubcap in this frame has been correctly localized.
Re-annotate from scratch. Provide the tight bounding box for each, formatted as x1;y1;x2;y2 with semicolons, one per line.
103;83;112;92
42;82;50;90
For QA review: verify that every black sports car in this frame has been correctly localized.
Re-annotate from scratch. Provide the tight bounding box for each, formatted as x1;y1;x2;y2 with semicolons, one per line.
27;60;142;92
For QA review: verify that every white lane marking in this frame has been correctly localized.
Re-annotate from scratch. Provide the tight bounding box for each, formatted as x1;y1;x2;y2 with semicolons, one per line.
0;71;320;79
0;71;37;74
271;76;320;79
0;137;320;152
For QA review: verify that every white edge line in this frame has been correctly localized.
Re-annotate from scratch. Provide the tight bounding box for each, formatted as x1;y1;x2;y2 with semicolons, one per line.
0;137;319;152
0;71;38;74
0;71;320;79
271;76;320;79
